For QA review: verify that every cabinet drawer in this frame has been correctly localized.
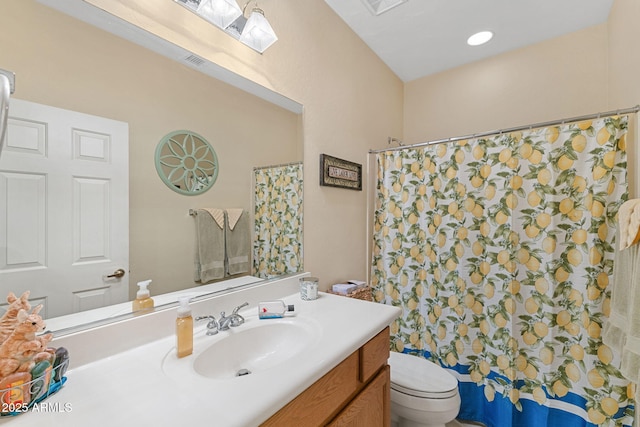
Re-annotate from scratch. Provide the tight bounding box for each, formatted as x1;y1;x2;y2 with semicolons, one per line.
359;327;390;383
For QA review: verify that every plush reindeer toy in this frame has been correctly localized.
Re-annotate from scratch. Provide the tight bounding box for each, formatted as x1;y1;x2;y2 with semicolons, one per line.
0;306;53;378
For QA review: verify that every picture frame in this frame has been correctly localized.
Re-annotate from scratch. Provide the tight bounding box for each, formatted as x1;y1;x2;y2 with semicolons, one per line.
319;154;362;191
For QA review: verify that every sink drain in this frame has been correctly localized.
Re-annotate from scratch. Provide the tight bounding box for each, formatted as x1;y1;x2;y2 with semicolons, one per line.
236;368;252;377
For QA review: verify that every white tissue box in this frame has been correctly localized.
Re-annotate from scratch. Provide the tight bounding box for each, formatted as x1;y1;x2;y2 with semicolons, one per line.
332;283;358;295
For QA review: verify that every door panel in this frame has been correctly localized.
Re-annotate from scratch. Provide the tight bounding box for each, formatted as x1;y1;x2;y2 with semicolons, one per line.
2;172;46;270
0;99;129;319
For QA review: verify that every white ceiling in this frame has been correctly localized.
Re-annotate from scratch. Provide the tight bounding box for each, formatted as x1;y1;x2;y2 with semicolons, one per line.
323;0;615;82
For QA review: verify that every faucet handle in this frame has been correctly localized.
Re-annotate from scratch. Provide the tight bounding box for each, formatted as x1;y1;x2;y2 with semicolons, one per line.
232;302;249;315
195;315;218;335
230;302;249;327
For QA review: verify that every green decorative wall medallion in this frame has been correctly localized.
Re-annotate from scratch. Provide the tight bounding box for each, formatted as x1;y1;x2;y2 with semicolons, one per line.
155;130;219;195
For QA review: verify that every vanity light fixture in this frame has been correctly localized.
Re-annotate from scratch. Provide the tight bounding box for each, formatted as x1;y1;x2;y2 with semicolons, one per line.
238;4;278;53
467;30;494;46
196;0;242;29
174;0;278;53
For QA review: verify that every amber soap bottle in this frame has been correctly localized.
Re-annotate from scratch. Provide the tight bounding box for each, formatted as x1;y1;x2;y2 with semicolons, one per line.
132;280;154;313
176;297;193;358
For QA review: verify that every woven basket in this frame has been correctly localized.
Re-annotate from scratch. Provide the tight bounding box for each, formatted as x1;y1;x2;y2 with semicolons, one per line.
326;286;373;302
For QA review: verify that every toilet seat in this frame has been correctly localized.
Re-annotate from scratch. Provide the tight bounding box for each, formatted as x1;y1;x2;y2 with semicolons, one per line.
388;352;459;399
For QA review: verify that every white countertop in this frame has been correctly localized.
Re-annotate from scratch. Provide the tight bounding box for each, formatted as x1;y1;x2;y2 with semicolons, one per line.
1;288;400;426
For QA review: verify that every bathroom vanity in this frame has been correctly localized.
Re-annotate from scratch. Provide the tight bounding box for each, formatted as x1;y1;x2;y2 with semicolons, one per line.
0;274;400;426
262;327;391;426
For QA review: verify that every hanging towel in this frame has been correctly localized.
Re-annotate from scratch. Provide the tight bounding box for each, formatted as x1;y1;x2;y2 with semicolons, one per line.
193;208;225;283
602;226;640;383
202;208;225;229
618;199;640;250
602;225;640;425
227;208;244;231
225;208;250;276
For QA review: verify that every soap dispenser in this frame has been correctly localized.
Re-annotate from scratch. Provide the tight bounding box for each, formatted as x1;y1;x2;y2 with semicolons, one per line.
176;297;193;358
132;280;154;313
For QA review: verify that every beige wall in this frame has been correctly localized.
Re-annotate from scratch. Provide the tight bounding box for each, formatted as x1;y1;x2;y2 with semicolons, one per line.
83;0;405;289
608;0;640;197
403;1;639;198
2;0;301;298
608;0;640;106
403;24;610;142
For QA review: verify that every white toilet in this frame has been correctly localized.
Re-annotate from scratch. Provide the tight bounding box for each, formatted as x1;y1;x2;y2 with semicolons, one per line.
388;351;461;427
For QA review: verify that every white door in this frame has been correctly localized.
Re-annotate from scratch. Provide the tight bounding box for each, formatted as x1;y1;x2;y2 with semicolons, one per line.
0;99;129;319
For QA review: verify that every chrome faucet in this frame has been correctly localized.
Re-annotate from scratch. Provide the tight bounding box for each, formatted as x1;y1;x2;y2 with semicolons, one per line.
218;302;249;331
195;315;219;335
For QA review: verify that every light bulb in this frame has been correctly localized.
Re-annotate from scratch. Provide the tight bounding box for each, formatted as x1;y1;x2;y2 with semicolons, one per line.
467;31;493;46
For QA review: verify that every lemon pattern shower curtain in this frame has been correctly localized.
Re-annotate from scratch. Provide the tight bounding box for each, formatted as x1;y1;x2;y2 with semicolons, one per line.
371;116;634;426
253;163;303;279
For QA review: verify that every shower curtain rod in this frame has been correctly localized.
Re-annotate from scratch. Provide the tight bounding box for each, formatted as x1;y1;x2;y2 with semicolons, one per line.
253;160;302;171
369;104;640;154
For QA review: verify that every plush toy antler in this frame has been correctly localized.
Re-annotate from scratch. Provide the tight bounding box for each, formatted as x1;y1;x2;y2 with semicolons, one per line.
0;291;32;345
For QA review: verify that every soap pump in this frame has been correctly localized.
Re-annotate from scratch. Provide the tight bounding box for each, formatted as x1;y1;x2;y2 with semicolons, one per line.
132;279;154;313
176;297;193;358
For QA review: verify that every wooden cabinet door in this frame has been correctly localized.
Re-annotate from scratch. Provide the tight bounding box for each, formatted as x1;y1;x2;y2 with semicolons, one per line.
261;353;360;427
360;327;390;383
326;365;390;427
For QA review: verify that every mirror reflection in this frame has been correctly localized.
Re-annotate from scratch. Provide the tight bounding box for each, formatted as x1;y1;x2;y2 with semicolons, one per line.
0;0;303;331
155;130;220;195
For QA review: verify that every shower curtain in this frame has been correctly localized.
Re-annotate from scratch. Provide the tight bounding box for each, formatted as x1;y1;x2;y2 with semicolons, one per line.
253;163;303;279
371;116;634;427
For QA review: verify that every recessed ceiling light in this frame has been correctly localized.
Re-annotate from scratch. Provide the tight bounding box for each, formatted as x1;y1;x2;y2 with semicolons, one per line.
467;31;494;46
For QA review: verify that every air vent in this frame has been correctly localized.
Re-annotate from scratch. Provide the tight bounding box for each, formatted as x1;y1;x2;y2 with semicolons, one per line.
361;0;408;16
184;54;205;67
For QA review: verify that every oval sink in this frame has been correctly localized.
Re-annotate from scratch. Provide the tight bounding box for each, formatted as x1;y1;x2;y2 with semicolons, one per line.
194;322;312;379
162;315;321;381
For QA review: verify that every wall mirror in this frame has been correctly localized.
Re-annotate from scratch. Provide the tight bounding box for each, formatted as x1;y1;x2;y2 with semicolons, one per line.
0;0;304;335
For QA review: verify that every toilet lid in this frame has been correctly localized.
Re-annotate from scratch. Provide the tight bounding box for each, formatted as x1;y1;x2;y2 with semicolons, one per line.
388;352;458;398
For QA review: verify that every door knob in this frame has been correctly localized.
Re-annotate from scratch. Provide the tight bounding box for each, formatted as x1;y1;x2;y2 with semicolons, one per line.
107;268;126;279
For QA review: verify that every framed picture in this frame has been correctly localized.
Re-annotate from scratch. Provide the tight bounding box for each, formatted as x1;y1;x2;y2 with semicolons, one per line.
319;154;362;191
